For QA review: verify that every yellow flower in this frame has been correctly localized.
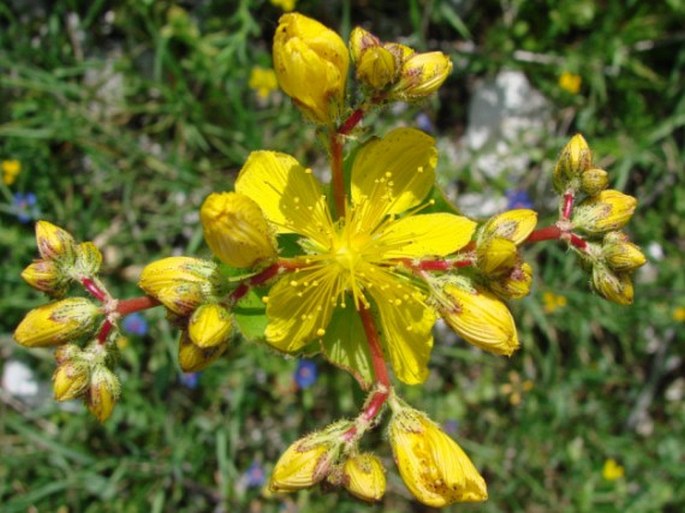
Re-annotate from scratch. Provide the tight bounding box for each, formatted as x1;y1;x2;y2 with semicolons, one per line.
553;134;592;193
53;359;91;401
439;280;519;356
559;71;582;94
581;167;609;196
14;298;101;348
480;209;538;246
602;458;624;481
178;330;229;372
235;127;477;384
2;159;21;185
272;13;349;125
573;189;637;235
340;452;386;502
248;66;279;100
270;0;297;12
188;303;232;348
390;51;453;101
349;27;398;91
85;366;120;422
21;259;66;296
35;220;77;262
200;191;277;268
388;406;487;506
269;420;350;493
673;307;685;323
542;292;567;313
592;265;634;305
602;232;646;272
499;371;534;406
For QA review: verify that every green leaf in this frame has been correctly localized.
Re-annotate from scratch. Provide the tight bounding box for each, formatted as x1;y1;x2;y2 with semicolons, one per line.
233;286;268;341
320;306;374;390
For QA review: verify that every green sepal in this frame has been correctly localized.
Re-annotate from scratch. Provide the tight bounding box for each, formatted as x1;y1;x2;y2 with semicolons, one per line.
232;285;269;342
320;305;374;390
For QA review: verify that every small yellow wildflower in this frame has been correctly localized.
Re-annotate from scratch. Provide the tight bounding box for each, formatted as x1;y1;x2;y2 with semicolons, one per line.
499;371;534;406
248;67;279;101
233;127;477;384
602;458;625;481
2;159;21;185
270;0;297;12
543;292;567;313
559;71;582;94
673;307;685;322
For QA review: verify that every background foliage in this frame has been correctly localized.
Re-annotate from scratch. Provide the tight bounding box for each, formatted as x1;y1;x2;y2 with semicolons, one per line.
1;0;684;511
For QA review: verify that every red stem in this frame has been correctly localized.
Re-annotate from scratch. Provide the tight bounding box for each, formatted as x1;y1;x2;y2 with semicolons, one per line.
396;258;473;272
82;277;107;302
97;320;113;344
526;225;587;250
230;261;295;304
116;296;160;316
338;108;364;135
357;307;390;388
562;192;575;220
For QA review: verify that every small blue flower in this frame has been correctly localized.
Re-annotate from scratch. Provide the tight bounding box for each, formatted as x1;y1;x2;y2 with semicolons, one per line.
12;192;39;224
415;112;435;134
506;189;533;210
122;312;149;336
294;359;318;389
179;372;201;389
443;419;460;435
244;460;265;488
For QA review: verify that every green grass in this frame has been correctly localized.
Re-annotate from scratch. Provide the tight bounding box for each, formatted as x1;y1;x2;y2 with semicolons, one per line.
1;1;684;512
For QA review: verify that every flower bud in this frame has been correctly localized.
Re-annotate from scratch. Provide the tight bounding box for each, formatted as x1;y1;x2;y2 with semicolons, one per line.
188;303;232;348
178;330;228;372
55;343;83;364
388;406;487;506
85;365;120;422
273;13;349;124
200;192;277;268
553;134;592;193
440;281;519;356
340;453;386;502
480;209;537;245
35;220;76;262
602;232;646;272
138;256;227;316
572;190;637;235
14;298;101;348
349;27;396;91
592;265;634;305
476;237;518;276
270;420;350;493
21;259;68;297
390;51;452;101
489;262;533;300
580;167;609;196
53;359;91;401
73;241;103;277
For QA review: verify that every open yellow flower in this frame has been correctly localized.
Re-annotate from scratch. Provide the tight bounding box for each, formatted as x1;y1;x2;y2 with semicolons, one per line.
234;127;476;384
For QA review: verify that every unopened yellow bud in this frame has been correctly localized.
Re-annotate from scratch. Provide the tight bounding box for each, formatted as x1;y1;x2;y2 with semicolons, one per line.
35;220;76;262
85;366;120;422
388;407;487;507
53;360;91;401
553;134;592;193
602;232;646;272
14;298;101;348
188;303;232;348
580;167;609;196
21;259;67;296
349;27;396;90
55;343;83;364
490;262;533;300
270;420;349;493
200;192;277;268
391;51;452;101
178;331;228;372
138;256;227;316
480;209;538;245
477;237;518;276
341;453;386;502
440;281;519;356
73;241;103;277
592;265;634;305
273;13;349;124
572;190;637;235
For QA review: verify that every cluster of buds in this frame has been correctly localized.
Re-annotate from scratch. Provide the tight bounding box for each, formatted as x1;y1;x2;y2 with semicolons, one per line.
272;14;453;126
268;397;486;507
553;135;645;304
349;27;452;101
138;256;232;371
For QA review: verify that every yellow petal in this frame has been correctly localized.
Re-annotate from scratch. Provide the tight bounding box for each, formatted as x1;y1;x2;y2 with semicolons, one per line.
265;267;340;352
351;128;436;226
376;213;476;259
366;268;434;384
481;209;538;245
235;151;333;248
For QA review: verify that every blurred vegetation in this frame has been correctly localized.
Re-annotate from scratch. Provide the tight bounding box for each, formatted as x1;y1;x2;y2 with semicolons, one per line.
1;0;684;512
